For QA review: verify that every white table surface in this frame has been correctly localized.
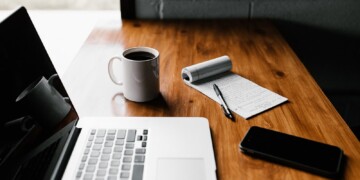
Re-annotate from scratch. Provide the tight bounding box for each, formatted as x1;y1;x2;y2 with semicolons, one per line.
0;9;121;76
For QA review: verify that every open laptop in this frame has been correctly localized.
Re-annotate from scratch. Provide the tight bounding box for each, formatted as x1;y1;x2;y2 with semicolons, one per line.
0;6;216;180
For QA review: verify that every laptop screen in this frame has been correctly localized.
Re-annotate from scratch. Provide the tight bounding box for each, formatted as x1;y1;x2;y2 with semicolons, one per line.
0;6;79;179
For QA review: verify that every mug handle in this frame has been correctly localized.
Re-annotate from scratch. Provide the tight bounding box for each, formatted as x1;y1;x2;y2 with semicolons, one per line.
47;74;71;106
108;57;123;85
4;116;34;132
48;74;59;86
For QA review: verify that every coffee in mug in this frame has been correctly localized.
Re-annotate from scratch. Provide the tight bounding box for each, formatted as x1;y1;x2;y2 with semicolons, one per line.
108;47;160;102
124;51;155;60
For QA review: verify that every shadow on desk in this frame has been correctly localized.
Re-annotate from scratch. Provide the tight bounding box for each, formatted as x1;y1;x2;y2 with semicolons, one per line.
275;20;360;141
111;93;171;116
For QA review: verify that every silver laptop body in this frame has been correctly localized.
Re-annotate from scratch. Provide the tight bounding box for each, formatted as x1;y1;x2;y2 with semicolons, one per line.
0;6;217;180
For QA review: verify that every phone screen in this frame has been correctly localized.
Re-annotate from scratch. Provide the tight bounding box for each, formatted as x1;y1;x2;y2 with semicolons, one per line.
240;126;343;177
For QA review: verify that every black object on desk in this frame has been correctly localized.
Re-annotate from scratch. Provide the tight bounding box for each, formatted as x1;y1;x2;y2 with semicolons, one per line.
213;84;234;121
239;126;344;178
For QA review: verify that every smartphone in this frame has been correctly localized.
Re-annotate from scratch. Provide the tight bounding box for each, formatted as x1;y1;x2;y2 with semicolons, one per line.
239;126;344;178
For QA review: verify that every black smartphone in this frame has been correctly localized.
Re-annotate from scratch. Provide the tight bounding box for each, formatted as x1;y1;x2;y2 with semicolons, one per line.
239;126;344;178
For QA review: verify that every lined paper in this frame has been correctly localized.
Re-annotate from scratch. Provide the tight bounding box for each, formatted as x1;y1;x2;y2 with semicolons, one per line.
182;56;288;119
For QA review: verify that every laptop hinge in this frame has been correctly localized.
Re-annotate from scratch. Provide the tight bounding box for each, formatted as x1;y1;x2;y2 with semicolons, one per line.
50;126;81;180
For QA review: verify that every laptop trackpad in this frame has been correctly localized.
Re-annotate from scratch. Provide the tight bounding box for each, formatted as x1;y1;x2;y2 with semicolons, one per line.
156;158;206;180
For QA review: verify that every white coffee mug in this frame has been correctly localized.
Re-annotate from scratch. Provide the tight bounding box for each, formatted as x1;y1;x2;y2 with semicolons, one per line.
108;47;160;102
15;74;71;129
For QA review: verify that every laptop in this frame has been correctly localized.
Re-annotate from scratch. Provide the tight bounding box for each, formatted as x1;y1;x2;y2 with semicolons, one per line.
0;6;216;180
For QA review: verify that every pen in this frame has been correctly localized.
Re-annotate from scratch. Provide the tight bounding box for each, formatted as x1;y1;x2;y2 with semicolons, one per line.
213;83;234;120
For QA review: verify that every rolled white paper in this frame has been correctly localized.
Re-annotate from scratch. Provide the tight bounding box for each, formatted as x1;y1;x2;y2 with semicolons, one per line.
181;55;232;83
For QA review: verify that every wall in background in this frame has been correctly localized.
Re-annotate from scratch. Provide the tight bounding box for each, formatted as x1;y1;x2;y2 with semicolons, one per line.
134;0;360;36
3;0;359;36
0;0;119;10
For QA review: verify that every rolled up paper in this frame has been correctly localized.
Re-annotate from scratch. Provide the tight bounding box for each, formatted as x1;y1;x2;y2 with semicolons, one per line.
181;55;232;83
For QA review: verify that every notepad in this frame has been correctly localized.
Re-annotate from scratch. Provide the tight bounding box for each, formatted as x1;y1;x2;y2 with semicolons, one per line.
181;55;288;119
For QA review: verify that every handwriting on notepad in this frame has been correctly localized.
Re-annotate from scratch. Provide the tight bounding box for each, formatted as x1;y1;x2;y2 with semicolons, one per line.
181;56;288;119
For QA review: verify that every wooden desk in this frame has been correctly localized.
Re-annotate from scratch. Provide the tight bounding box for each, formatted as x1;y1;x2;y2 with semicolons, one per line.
63;19;360;179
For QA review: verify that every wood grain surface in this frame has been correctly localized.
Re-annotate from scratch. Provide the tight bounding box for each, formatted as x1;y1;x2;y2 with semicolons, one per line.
63;19;360;179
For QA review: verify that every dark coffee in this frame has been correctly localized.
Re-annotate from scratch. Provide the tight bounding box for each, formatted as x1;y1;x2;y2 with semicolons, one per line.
124;51;155;61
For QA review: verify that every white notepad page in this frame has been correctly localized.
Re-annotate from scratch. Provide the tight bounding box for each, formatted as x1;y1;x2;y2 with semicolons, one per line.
181;56;288;119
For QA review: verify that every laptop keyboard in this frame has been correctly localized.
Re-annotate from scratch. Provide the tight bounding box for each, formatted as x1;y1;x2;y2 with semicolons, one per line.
76;129;148;180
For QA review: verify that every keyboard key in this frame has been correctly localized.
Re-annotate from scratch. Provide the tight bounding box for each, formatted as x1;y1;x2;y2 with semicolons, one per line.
108;176;117;180
137;135;143;141
86;165;96;172
86;141;92;148
117;130;126;139
92;144;102;151
96;129;106;137
135;149;146;154
89;158;98;165
122;164;131;171
101;154;110;161
113;153;122;159
142;142;147;147
82;156;87;162
104;141;113;147
95;138;104;144
115;139;124;145
90;151;100;157
120;172;130;178
97;169;106;176
84;148;90;155
109;168;118;174
90;129;96;135
84;173;93;180
111;160;120;167
124;150;133;156
106;135;115;141
79;163;85;170
143;129;148;135
114;146;123;152
127;130;136;142
132;165;144;180
103;147;112;154
88;135;94;141
123;157;132;163
143;136;147;141
134;156;145;163
76;171;82;178
126;143;135;149
99;162;108;169
108;129;116;135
